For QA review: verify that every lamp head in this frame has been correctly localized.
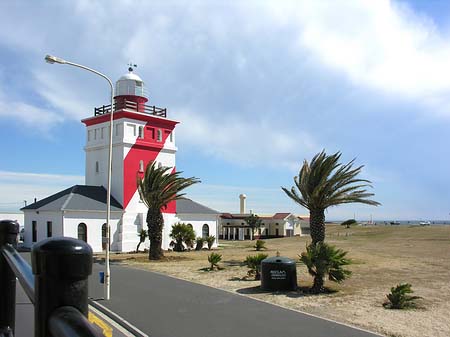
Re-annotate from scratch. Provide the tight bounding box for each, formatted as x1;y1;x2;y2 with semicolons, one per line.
45;55;66;64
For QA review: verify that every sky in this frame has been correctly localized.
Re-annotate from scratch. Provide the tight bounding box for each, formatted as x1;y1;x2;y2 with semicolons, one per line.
1;0;450;221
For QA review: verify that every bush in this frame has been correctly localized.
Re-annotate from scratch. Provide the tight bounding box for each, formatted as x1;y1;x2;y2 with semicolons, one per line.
195;237;204;250
383;283;422;309
208;253;222;271
136;229;148;253
341;219;357;228
169;223;196;252
205;236;216;250
300;242;352;293
254;239;267;251
245;254;268;280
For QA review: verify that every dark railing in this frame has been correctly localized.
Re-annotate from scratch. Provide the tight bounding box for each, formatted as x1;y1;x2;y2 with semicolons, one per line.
94;100;167;118
0;220;103;337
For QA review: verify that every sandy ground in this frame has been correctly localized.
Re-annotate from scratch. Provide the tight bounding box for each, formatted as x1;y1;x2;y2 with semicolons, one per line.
102;225;450;337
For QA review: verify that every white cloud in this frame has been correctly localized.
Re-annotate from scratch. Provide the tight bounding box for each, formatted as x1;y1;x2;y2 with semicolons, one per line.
0;90;64;132
0;171;84;212
263;0;450;113
173;108;318;170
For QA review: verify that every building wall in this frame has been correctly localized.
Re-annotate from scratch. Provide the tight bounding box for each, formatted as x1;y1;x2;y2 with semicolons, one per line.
176;213;219;248
63;211;122;253
23;210;122;253
23;211;63;247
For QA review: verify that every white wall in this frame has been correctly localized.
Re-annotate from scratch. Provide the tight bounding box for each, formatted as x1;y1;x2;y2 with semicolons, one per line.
23;211;63;247
63;211;122;253
176;213;219;248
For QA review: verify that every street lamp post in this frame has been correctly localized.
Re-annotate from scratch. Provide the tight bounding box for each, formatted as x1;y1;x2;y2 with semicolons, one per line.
45;54;113;300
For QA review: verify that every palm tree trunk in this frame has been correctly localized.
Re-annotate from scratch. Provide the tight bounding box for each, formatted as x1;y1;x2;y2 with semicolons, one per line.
310;208;325;244
311;274;324;293
147;209;164;260
136;241;142;253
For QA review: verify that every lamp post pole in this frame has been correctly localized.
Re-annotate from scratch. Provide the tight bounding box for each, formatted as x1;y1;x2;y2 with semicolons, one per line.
45;55;113;300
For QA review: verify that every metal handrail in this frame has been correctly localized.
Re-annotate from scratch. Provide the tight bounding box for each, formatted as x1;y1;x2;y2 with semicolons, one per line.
1;244;34;303
94;100;167;117
0;220;104;337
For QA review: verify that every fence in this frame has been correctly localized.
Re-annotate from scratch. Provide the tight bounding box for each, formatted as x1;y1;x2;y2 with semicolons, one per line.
0;219;103;337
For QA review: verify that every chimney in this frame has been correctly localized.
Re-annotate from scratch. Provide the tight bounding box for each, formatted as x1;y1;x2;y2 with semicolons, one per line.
34;198;37;203
239;194;246;214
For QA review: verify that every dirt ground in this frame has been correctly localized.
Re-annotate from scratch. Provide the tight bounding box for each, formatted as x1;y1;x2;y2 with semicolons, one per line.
102;225;450;337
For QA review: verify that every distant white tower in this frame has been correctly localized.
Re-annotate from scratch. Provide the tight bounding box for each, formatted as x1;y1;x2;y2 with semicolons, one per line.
239;194;246;214
82;67;179;251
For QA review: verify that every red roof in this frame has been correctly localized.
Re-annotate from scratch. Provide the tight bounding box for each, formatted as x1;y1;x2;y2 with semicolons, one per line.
272;213;291;220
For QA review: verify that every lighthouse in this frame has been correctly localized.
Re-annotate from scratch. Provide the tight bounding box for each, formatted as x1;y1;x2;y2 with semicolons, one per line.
81;67;179;251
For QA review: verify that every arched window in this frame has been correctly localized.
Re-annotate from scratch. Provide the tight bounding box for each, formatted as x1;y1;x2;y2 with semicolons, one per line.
202;224;209;239
78;223;87;242
95;161;99;173
187;223;193;229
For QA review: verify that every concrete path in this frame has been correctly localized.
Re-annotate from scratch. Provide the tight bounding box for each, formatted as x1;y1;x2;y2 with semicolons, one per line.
89;263;381;337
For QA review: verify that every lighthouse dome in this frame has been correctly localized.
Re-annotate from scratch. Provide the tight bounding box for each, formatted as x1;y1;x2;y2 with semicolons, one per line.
115;71;147;98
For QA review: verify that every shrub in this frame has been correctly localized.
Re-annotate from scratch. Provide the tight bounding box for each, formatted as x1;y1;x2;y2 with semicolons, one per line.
169;223;196;252
195;237;204;250
341;219;358;228
254;239;267;251
208;253;222;271
383;283;422;309
245;254;268;280
206;235;216;250
300;242;352;293
136;229;148;253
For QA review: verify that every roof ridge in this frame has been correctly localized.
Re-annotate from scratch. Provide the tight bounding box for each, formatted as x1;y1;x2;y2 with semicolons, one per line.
61;186;77;210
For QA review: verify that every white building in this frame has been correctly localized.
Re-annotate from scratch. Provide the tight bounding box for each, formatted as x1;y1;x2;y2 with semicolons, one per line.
218;194;310;240
21;68;219;252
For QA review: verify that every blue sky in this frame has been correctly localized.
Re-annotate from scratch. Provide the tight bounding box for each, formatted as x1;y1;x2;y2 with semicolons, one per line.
1;0;450;221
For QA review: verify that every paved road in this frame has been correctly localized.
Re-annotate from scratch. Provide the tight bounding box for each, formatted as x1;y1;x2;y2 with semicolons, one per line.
89;263;381;337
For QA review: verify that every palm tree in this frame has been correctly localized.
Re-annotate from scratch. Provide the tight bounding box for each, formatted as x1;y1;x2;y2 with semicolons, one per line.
244;214;262;240
137;161;200;260
282;150;380;244
136;228;148;253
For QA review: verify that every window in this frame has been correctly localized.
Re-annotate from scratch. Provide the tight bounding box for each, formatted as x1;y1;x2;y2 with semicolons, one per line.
101;127;105;139
187;223;193;229
169;132;173;142
78;223;87;242
157;129;162;142
138;126;144;139
95;161;99;173
127;123;136;137
32;221;37;242
202;224;209;239
47;221;52;237
139;160;144;172
158;162;162;169
94;129;98;140
88;130;92;141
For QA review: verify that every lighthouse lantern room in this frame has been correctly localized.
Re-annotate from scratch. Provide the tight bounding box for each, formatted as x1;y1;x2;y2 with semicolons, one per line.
82;68;179;251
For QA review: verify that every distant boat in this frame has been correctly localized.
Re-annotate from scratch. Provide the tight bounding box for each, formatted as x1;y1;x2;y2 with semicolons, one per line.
419;221;431;226
390;221;400;225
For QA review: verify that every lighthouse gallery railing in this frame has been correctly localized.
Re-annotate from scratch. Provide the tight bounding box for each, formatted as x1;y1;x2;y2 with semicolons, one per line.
94;100;167;117
0;220;103;337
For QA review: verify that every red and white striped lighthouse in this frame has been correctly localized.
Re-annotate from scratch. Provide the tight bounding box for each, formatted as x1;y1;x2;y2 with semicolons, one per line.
81;68;179;251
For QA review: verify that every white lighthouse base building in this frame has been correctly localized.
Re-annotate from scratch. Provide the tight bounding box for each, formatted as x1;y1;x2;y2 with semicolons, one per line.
21;68;219;253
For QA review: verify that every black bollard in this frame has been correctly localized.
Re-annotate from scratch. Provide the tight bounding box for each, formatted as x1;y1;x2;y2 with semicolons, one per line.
0;219;19;336
32;237;93;337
